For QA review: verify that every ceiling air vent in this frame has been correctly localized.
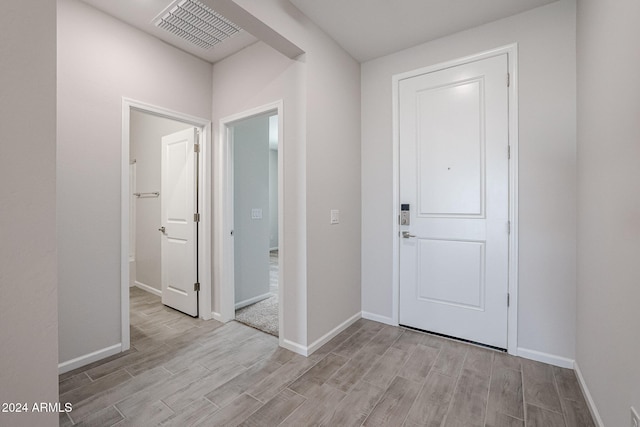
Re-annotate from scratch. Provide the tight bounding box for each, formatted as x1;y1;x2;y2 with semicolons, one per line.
154;0;242;49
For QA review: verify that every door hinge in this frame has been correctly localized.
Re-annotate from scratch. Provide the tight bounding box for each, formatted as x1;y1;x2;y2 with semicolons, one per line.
194;143;200;153
507;293;510;307
507;72;510;87
508;220;511;234
194;213;200;222
508;145;511;159
194;282;200;292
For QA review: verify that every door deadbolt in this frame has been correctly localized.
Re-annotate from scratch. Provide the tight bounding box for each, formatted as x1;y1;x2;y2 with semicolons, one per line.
400;204;410;225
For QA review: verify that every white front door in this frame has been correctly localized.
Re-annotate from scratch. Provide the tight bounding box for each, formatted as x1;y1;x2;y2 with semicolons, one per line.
398;54;509;348
161;127;198;317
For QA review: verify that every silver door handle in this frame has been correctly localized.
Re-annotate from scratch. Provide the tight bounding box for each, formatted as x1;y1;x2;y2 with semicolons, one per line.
158;226;165;233
402;231;416;238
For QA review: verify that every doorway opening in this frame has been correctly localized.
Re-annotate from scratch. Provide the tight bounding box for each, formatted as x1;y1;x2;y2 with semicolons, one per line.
231;113;279;336
217;101;283;340
121;98;212;351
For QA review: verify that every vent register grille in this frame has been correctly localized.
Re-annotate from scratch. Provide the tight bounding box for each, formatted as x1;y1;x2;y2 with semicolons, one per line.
155;0;242;49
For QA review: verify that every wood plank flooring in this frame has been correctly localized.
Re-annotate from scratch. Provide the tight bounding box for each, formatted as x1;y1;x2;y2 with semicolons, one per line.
59;288;595;426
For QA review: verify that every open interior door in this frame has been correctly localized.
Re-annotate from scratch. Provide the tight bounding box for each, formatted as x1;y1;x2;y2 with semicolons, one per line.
160;127;199;317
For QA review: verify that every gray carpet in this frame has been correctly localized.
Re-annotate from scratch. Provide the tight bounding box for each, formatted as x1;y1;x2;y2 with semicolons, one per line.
235;294;279;337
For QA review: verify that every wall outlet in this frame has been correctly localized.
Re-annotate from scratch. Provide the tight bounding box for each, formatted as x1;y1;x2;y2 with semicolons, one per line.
632;407;639;427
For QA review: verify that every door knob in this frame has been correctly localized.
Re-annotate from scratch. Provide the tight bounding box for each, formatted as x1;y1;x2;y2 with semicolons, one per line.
402;231;416;238
158;226;166;233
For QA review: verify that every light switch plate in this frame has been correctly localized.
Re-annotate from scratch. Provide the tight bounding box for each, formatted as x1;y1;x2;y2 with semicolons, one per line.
251;208;263;219
330;209;339;225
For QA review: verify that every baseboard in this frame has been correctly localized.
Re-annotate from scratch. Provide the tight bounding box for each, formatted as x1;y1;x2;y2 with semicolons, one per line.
58;343;122;374
361;311;396;326
307;312;362;355
211;311;224;322
574;361;605;427
235;293;272;310
281;339;309;357
135;281;162;297
517;347;574;369
279;312;362;357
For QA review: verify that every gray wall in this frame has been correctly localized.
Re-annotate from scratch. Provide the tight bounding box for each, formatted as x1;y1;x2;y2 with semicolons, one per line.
130;111;192;292
57;0;212;365
231;0;362;346
576;0;640;425
211;40;307;344
361;0;577;361
0;1;58;425
233;115;271;306
212;0;362;347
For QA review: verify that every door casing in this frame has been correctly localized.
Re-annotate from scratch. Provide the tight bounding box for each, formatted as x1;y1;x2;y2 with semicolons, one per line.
120;98;212;351
391;44;519;354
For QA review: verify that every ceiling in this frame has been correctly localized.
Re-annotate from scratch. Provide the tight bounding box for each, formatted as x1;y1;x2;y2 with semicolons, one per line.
288;0;559;62
79;0;258;63
80;0;559;64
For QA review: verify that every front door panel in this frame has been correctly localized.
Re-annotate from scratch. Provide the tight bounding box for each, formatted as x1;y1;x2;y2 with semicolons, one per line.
399;54;509;348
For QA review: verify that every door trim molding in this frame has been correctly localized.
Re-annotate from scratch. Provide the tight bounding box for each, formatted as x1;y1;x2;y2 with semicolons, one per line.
120;98;212;351
391;44;519;354
217;100;284;348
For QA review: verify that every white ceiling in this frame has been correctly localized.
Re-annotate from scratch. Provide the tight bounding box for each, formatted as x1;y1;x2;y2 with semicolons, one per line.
79;0;258;63
289;0;559;62
80;0;559;64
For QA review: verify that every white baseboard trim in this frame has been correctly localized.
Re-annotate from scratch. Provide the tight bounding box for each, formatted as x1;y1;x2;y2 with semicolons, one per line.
574;361;605;427
279;312;361;357
211;311;225;322
517;347;574;369
307;312;362;355
58;343;122;374
235;293;272;310
362;311;396;326
281;338;309;357
135;281;162;297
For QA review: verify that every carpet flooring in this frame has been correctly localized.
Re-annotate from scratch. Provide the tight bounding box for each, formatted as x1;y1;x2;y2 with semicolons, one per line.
235;295;278;337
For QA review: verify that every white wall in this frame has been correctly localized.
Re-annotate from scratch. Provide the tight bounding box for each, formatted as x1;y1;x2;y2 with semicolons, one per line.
233;115;271;307
576;0;640;425
211;40;308;345
0;2;58;426
361;0;577;361
230;0;362;346
130;111;192;292
57;0;212;364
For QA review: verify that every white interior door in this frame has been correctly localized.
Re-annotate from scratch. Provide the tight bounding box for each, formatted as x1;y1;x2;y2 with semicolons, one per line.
161;127;198;317
399;54;509;348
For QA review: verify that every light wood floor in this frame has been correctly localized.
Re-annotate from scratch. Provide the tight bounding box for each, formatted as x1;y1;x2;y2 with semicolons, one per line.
59;288;595;426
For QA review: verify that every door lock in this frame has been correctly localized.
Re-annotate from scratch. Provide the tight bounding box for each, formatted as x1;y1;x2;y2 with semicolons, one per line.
400;204;410;225
158;226;166;233
402;231;416;238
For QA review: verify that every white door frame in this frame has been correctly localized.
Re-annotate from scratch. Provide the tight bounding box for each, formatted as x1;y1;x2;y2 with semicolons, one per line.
391;44;519;354
120;98;213;351
216;100;284;345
